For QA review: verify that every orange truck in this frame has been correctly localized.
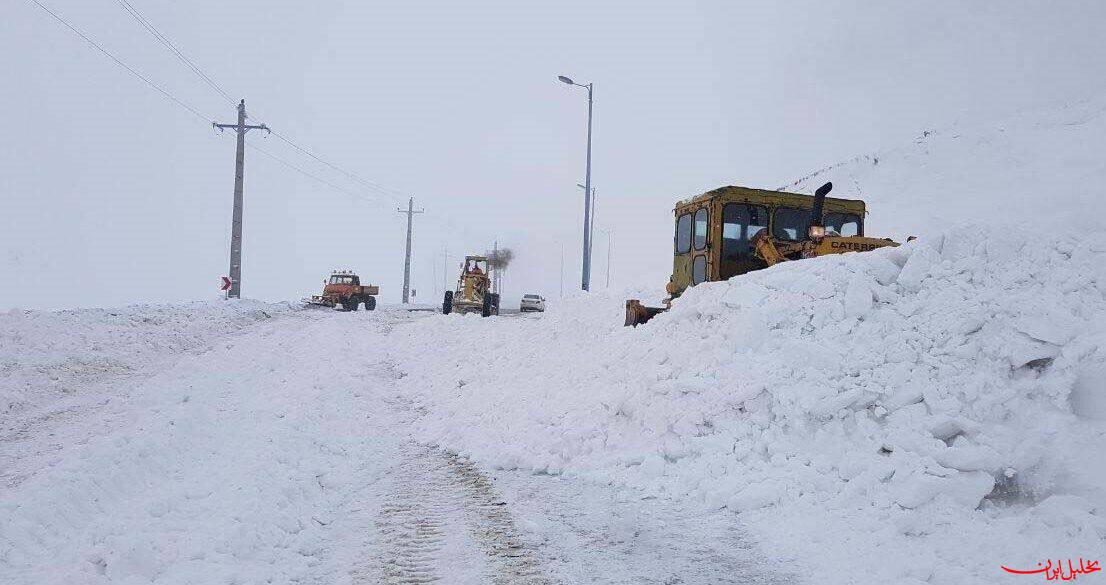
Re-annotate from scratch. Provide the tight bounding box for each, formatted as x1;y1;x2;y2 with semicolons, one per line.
309;271;379;311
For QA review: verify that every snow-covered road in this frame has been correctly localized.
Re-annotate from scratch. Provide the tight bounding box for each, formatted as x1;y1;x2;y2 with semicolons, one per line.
9;224;1102;585
1;306;787;584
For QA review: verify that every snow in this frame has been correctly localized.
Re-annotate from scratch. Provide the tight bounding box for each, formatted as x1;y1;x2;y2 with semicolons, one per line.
397;226;1106;584
0;305;790;583
783;98;1106;239
1;300;292;418
1;303;394;583
3;100;1106;583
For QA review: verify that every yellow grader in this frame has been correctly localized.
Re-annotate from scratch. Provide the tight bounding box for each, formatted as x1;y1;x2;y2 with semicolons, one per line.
443;256;501;317
625;182;899;326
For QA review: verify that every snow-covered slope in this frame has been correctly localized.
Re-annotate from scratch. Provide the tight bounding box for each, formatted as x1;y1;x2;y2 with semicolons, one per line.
400;227;1106;584
782;98;1106;239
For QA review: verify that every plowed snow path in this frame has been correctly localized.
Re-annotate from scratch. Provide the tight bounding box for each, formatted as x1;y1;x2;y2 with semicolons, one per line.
361;443;550;584
1;307;792;584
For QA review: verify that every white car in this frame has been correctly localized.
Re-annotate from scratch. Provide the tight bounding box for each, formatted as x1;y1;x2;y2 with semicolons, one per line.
519;294;546;312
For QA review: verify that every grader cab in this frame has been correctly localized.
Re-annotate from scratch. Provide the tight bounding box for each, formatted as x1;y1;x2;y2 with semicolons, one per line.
625;182;899;326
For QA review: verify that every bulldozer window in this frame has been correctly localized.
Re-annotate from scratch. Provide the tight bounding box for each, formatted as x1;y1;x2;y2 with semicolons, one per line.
722;203;768;255
693;208;708;250
774;207;811;241
329;275;355;285
675;212;692;253
720;203;769;279
692;255;706;285
823;212;862;237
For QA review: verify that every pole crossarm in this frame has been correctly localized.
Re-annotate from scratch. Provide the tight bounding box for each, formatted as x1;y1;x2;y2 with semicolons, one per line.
214;122;270;132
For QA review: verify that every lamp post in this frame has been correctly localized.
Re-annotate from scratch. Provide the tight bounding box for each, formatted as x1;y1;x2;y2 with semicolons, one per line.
558;74;594;291
577;183;597;262
602;228;612;288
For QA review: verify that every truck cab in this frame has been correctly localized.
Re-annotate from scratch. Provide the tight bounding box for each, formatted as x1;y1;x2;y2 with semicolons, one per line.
325;272;360;294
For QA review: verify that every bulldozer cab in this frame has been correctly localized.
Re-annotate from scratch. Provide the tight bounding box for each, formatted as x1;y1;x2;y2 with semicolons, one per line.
626;183;895;327
669;186;866;298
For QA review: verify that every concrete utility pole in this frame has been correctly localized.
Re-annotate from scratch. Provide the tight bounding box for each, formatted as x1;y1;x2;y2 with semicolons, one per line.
396;197;424;304
558;75;595;291
214;99;269;299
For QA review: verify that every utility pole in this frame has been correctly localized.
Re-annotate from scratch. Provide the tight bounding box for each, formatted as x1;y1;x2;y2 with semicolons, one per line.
492;241;499;294
213;99;269;300
396;197;424;304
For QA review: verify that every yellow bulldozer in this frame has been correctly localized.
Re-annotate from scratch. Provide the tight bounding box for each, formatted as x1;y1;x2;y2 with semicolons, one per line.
625;182;899;326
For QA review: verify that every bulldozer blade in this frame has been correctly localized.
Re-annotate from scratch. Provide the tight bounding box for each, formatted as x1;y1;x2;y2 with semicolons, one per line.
625;299;667;327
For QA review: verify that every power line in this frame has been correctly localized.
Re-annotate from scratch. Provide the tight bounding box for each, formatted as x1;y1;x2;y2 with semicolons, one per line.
246;141;396;207
108;0;410;204
29;0;427;216
111;0;414;208
269;130;409;201
26;0;212;123
115;0;236;106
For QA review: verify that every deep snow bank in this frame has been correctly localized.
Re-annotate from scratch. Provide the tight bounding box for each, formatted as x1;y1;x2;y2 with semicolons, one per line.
400;226;1106;584
0;307;404;584
0;300;292;419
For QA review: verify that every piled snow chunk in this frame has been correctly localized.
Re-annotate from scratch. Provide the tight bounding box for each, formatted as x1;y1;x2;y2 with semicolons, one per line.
399;225;1106;584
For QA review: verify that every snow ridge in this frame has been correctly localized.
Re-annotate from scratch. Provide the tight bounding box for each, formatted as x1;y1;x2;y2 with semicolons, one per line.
401;225;1106;584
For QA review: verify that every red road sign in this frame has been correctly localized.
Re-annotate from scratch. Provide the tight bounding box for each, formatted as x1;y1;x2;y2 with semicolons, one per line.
221;276;233;291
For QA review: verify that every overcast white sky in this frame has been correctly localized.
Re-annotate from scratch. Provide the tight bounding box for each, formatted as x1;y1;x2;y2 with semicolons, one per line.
3;1;1105;310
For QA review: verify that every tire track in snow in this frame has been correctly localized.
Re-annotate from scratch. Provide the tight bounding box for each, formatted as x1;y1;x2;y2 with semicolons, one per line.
444;452;550;584
368;442;552;584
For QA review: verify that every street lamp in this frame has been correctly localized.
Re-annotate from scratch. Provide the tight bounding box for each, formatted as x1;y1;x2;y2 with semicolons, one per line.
558;73;594;291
